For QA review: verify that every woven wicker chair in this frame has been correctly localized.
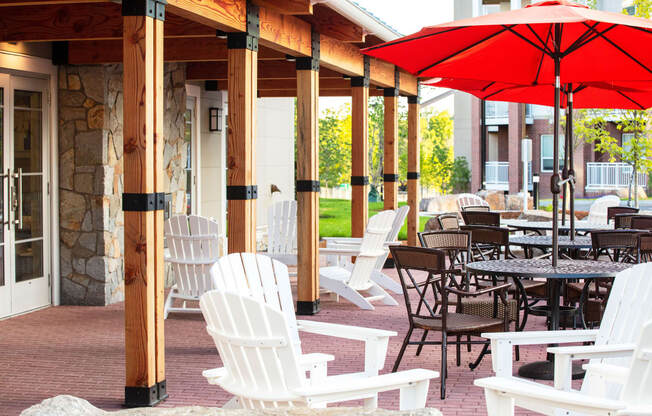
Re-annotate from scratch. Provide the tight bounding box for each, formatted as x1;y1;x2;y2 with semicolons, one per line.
438;214;460;230
389;245;510;400
614;213;639;229
630;215;652;231
607;206;639;223
462;205;491;212
418;230;470;271
638;233;652;263
460;211;500;226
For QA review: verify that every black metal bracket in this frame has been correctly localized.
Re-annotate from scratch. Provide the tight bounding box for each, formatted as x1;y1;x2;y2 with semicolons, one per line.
384;173;399;182
296;299;320;315
124;385;160;407
122;193;166;212
52;41;69;66
156;380;168;401
205;80;219;91
227;2;259;51
383;67;400;97
408;80;421;104
122;0;166;21
550;173;561;195
407;172;420;180
351;56;370;88
296;180;320;192
227;185;258;200
296;30;320;71
350;176;369;186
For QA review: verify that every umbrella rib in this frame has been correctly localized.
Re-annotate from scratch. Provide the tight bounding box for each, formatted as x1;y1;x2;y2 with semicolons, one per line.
562;22;601;56
415;27;511;76
526;24;554;55
563;24;617;57
362;26;468;52
480;81;496;92
533;24;553;85
578;22;652;75
616;90;645;110
502;25;550;56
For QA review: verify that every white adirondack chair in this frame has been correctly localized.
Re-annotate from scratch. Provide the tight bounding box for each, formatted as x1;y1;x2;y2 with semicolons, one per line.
164;215;220;318
266;200;297;267
483;263;652;405
475;318;652;416
587;195;621;224
323;205;410;294
319;210;399;310
209;253;396;382
457;193;489;211
200;290;439;410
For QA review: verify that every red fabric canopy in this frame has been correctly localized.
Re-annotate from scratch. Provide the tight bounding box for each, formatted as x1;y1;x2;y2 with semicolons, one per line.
424;78;652;109
363;0;652;86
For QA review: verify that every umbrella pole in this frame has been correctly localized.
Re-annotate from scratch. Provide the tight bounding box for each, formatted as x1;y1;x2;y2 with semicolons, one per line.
568;89;575;241
561;103;568;227
551;39;561;268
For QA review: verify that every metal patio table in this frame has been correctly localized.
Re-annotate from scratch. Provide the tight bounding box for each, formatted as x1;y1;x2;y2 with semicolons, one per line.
509;235;592;259
465;258;631;380
502;219;613;235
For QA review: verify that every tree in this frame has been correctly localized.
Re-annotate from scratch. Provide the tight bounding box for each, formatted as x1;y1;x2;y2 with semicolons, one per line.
420;110;455;193
318;105;352;188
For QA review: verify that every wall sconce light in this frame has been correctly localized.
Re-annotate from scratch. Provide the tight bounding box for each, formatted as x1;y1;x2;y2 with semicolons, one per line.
209;107;222;132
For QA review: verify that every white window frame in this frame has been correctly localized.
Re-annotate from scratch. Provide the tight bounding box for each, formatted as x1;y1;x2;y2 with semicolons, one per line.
622;133;634;154
540;134;565;172
185;85;201;215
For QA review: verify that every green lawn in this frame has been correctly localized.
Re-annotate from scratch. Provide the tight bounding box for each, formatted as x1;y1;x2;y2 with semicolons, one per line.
320;198;428;240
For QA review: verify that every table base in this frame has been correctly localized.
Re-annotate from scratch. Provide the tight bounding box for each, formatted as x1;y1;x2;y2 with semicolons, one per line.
517;360;585;380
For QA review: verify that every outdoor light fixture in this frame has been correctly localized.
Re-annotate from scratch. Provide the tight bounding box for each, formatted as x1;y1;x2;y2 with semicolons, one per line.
285;55;296;62
209;107;222;132
216;30;228;39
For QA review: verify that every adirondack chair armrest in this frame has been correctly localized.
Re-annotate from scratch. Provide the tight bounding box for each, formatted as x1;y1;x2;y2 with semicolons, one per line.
318;247;361;257
474;376;626;413
300;352;335;366
202;367;228;385
581;363;629;385
482;329;599;377
323;237;363;245
294;368;438;407
548;343;636;390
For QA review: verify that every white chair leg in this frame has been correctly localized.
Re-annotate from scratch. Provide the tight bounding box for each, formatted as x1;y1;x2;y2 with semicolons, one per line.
484;389;514;416
371;270;403;294
222;396;241;409
163;289;175;319
399;379;430;410
320;277;375;310
367;283;399;306
363;396;378;409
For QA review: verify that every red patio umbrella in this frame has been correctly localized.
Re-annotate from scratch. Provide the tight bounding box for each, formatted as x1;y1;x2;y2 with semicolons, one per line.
363;0;652;268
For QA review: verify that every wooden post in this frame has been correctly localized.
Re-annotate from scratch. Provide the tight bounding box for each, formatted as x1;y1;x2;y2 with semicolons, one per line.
226;4;258;253
407;96;420;246
351;58;369;238
122;0;167;406
295;32;320;315
383;70;399;211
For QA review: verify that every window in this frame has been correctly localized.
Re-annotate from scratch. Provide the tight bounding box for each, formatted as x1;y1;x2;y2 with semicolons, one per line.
184;107;193;215
540;134;565;172
623;133;634;154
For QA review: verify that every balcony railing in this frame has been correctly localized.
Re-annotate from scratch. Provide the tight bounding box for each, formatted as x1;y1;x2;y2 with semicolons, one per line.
585;162;647;190
484;161;509;191
484;102;533;125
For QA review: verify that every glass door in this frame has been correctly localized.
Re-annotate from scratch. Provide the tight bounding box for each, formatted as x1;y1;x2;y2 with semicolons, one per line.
0;74;9;318
0;74;50;319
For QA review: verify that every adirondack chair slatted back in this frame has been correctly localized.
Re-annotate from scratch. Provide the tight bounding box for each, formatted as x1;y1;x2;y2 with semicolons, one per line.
457;193;488;211
581;263;652;397
165;215;220;298
620;320;652;407
200;291;306;408
267;200;297;255
210;253;300;346
372;206;410;271
348;210;396;290
587;195;620;225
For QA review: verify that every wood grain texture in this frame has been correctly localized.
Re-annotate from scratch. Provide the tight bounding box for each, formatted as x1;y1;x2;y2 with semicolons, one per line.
186;60;342;80
383;95;398;211
253;0;312;15
227;48;257;253
351;85;369;238
259;6;312;57
319;34;364;77
300;4;364;42
166;0;246;32
407;102;420;246
123;15;156;389
0;0;107;5
399;70;418;96
296;69;319;303
369;57;395;89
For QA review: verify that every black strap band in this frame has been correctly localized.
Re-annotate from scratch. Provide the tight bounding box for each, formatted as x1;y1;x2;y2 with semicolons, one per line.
350;176;369;186
227;3;259;51
408;95;419;104
407;172;420;180
296;30;320;71
351;56;370;87
383;174;399;182
227;185;258;200
122;0;166;20
296;180;320;192
122;193;166;212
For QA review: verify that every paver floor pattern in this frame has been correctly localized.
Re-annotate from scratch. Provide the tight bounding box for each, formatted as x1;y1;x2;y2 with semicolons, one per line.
0;268;582;416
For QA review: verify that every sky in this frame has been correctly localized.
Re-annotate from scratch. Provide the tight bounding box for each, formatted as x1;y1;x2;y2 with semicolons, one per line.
319;0;456;115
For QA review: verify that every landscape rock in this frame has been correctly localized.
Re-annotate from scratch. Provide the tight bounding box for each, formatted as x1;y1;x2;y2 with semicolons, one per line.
505;193;534;211
21;396;443;416
420;195;458;213
616;186;647;200
482;190;505;211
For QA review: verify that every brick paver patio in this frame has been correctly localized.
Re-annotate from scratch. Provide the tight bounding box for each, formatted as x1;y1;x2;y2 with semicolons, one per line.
0;268;575;416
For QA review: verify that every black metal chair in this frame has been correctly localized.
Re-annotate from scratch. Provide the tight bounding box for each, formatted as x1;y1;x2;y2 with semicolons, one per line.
418;230;471;272
607;206;639;223
438;213;461;230
460;210;501;227
630;215;652;231
614;213;639;229
390;245;510;399
638;233;652;263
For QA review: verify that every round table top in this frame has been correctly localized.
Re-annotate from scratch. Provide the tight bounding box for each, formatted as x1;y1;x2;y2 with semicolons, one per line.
466;258;631;279
502;219;613;232
509;235;592;249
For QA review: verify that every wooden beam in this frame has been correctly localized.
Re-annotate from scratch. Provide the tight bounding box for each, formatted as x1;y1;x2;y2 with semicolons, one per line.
369;57;394;89
227;46;257;253
383;94;399;211
258;5;312;57
300;4;365;43
399;70;418;97
123;13;165;406
351;84;369;238
407;100;420;246
186;60;342;80
67;38;285;64
0;0;107;4
258;78;351;90
166;0;246;32
295;65;320;315
320;33;364;77
252;0;312;15
0;3;214;42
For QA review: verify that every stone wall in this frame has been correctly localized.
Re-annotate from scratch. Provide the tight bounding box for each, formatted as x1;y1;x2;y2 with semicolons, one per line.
59;63;187;306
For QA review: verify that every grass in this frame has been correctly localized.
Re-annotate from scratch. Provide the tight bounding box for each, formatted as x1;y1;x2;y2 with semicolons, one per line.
320;198;429;240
